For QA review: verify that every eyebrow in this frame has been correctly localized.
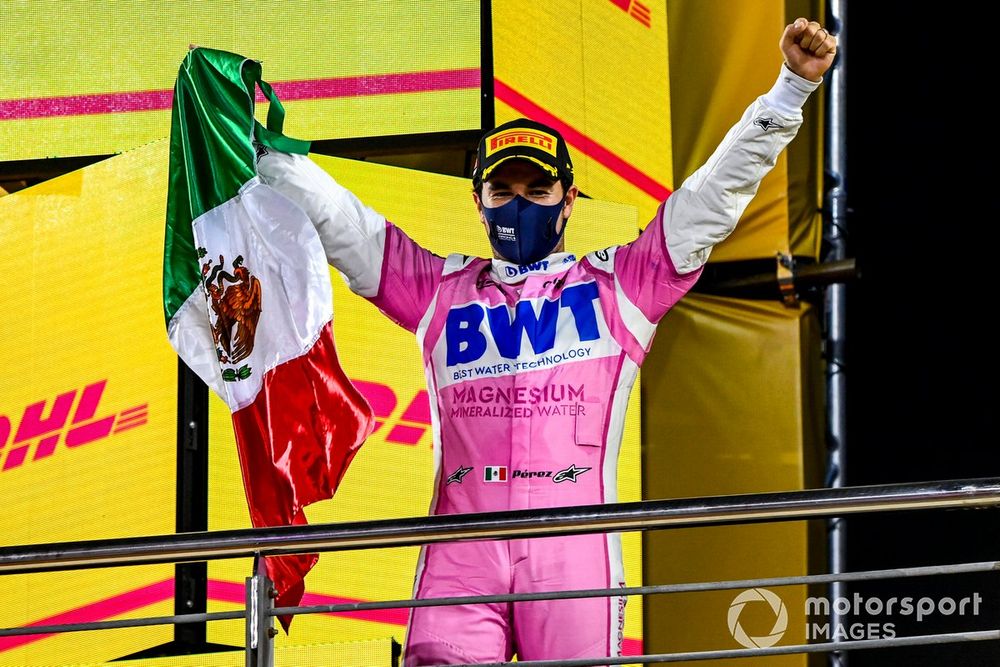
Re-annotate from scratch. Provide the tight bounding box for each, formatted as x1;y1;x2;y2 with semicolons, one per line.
488;178;557;190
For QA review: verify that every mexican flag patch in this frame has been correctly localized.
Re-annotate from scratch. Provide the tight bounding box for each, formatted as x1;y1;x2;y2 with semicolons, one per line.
484;466;508;482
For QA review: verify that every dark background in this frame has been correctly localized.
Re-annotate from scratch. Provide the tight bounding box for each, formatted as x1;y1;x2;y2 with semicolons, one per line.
844;2;999;664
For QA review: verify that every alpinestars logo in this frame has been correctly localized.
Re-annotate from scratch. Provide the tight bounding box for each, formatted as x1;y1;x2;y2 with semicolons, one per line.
447;465;473;484
553;464;591;483
753;116;783;132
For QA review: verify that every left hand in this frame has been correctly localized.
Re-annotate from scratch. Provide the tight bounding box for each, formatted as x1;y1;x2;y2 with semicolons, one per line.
780;18;838;82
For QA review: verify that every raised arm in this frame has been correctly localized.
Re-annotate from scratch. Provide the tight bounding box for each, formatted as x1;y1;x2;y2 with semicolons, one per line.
256;149;445;333
604;18;836;335
666;18;836;274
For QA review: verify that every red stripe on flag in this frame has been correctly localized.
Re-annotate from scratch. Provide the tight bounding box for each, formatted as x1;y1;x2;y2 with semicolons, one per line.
0;579;173;652
493;79;672;202
230;321;373;622
0;68;481;120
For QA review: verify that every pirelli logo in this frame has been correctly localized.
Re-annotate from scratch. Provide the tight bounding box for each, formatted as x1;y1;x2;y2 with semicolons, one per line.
486;129;557;157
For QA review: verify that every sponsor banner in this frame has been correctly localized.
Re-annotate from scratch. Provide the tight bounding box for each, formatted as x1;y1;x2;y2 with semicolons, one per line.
206;155;645;652
0;0;480;161
0;143;177;664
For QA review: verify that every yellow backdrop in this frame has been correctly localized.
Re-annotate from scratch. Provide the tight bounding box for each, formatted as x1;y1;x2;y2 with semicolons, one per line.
643;294;826;665
666;0;825;262
0;0;481;162
0;144;177;666
493;0;673;227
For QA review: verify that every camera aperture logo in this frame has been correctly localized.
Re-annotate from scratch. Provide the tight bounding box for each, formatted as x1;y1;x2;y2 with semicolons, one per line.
728;588;788;648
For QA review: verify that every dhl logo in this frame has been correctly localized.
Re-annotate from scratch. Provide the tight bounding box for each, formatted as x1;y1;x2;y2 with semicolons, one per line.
353;380;431;447
608;0;651;28
0;380;147;473
0;378;427;473
486;129;557;157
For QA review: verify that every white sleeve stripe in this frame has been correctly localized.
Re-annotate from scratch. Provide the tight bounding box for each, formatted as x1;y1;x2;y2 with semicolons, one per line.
443;253;476;276
613;273;657;349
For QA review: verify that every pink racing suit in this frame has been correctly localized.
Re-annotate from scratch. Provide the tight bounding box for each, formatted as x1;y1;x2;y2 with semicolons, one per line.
258;63;820;665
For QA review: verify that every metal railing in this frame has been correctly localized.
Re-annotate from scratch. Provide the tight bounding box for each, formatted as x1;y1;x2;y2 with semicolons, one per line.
1;478;998;665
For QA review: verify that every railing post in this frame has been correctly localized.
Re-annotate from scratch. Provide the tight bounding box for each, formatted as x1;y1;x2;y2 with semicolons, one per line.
245;556;275;667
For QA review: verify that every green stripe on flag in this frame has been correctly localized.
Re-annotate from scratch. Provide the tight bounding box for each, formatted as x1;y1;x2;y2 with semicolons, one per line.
163;47;309;324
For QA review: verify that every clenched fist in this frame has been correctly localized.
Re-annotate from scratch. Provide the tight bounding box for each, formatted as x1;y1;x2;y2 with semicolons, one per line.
781;18;838;82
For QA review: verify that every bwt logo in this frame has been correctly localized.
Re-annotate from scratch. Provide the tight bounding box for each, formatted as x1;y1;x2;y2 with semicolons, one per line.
446;282;600;366
353;380;431;447
504;260;549;278
0;380;148;473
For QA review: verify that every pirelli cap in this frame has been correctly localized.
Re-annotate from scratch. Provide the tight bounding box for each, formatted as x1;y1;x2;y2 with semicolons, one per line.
472;118;574;187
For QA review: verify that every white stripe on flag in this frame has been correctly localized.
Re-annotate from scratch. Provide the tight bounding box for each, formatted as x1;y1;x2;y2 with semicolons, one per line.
189;177;333;411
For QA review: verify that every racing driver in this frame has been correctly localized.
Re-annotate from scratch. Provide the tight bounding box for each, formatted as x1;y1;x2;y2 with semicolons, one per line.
257;17;836;666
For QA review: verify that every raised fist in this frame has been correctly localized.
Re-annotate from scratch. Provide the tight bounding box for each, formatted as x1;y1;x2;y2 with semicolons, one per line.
781;18;838;82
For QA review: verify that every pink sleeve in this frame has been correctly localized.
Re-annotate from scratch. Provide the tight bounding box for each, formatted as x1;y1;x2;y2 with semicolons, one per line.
613;200;704;324
366;221;446;333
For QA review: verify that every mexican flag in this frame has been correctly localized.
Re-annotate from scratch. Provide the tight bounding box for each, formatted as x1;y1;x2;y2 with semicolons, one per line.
484;466;508;482
162;47;374;627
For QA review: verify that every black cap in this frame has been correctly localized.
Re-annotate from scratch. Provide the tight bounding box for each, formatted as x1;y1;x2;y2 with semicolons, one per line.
472;118;574;187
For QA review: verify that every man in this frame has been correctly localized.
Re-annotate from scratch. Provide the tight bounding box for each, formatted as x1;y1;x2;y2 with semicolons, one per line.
258;17;836;665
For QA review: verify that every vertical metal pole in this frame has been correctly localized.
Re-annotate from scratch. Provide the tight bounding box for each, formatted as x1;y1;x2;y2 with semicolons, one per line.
824;1;849;665
245;557;275;667
176;359;209;646
480;0;495;132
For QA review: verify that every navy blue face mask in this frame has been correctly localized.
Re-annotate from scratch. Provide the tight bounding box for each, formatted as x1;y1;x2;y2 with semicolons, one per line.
483;195;566;266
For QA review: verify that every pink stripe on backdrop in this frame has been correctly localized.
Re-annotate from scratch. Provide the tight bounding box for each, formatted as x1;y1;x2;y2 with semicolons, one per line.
0;68;480;121
493;78;672;202
207;579;410;627
0;577;643;654
0;579;173;653
266;68;479;104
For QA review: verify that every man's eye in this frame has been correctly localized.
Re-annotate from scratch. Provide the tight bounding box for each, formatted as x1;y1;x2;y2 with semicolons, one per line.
530;190;550;196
